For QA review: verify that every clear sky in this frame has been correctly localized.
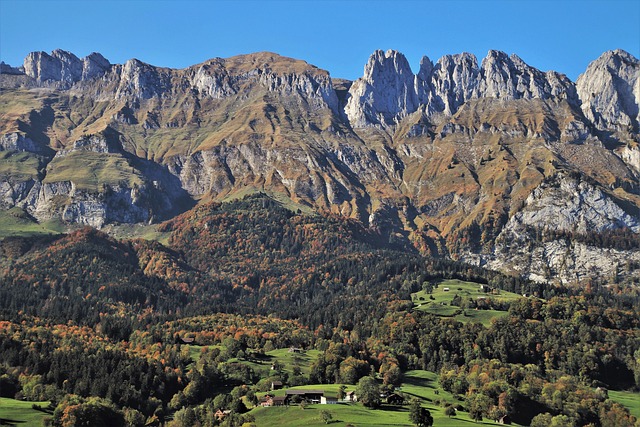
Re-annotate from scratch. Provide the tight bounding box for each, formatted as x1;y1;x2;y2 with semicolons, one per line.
1;0;638;82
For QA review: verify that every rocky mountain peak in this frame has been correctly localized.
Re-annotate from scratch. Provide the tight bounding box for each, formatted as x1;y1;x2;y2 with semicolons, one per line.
479;50;577;103
364;49;414;80
14;49;340;112
82;52;111;80
3;47;640;284
417;55;434;81
346;48;584;129
425;52;480;115
576;49;639;133
116;58;171;100
345;49;419;127
22;49;111;86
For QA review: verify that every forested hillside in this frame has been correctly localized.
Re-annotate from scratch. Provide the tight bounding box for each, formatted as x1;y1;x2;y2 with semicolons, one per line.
0;194;638;426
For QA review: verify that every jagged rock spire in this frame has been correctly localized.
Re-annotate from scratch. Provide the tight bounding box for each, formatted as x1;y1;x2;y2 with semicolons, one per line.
346;48;584;129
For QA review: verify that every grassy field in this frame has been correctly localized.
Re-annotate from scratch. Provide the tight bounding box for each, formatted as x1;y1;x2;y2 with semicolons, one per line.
186;344;223;363
400;370;458;405
257;348;322;376
251;403;510;427
44;151;143;192
238;348;322;378
251;370;525;426
0;398;51;427
412;279;523;326
608;390;640;419
251;404;411;427
222;187;315;215
0;208;66;238
0;150;43;181
101;222;172;245
239;353;528;425
185;346;321;378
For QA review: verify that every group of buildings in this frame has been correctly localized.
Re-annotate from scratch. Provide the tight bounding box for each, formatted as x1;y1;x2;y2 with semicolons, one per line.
259;389;358;407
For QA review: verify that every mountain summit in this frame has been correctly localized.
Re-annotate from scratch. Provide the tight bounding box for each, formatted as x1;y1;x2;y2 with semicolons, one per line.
1;48;639;284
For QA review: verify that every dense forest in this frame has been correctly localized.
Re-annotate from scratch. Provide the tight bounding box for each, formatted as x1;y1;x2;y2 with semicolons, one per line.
0;194;639;426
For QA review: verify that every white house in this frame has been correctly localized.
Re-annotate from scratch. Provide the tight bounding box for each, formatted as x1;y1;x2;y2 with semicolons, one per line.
321;396;338;404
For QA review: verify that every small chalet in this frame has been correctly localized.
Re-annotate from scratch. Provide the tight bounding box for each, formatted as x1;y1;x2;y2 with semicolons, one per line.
288;347;304;353
179;336;195;345
260;395;287;407
320;396;338;404
443;287;450;292
271;396;287;406
345;391;357;402
260;394;274;407
271;380;283;390
386;393;404;405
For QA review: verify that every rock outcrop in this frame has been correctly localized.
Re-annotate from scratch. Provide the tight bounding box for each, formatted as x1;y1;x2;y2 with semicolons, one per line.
345;50;419;127
422;52;480;116
511;174;639;234
576;49;640;133
23;49;111;86
481;173;640;284
479;51;578;104
0;133;52;154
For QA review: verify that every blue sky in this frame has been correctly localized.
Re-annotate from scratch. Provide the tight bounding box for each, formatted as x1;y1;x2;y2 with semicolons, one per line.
1;0;638;81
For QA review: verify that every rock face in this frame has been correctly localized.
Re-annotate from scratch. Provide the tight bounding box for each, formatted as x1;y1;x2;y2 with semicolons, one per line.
28;180;154;229
479;51;578;104
346;49;580;129
509;174;640;234
483;174;640;283
345;50;419;127
576;49;640;133
422;52;480;116
22;50;111;86
0;133;52;154
1;48;640;285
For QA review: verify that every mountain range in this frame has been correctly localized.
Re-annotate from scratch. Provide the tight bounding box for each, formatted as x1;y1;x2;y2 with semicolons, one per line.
1;47;639;285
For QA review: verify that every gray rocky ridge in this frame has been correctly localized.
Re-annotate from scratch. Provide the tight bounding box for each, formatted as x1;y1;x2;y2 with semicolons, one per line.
23;50;111;86
345;49;582;129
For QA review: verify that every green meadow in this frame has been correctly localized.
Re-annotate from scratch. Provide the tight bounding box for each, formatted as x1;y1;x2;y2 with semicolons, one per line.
412;279;524;326
0;208;65;238
0;150;42;181
0;398;51;427
186;346;321;378
246;348;323;377
251;369;525;426
608;390;640;419
101;222;172;245
43;151;143;192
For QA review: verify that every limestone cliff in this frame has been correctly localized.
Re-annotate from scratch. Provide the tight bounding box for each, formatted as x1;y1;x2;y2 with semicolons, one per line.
576;49;640;133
